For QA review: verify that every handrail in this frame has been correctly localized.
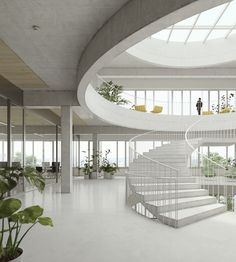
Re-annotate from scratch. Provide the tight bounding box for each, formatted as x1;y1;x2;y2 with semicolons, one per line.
185;117;227;170
129;130;179;173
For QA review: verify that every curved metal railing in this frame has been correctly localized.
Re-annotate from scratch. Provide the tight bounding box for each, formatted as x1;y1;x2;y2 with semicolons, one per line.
185;117;235;211
126;130;180;227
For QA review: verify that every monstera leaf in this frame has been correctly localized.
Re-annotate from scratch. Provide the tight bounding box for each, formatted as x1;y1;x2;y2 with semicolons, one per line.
11;205;44;224
0;198;21;219
38;217;53;227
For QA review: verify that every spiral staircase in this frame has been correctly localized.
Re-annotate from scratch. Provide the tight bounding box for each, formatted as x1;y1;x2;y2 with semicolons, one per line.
127;140;227;228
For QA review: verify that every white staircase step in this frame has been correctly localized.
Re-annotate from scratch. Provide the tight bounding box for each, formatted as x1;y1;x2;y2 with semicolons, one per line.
146;196;216;213
134;182;200;191
128;176;196;183
159;203;226;227
139;189;208;201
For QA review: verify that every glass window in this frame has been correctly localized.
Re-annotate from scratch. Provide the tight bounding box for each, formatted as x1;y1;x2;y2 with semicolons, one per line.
183;91;190;115
25;141;34;166
136;91;145;105
80;141;88;166
100;141;117;164
121;90;134;109
228;144;235;160
12;141;22;164
34;141;43;166
118;141;125;167
146;91;154;112
155;91;169;114
219;90;227;111
44;141;53;163
191;90;208;114
126;141;129;167
209;146;227;159
228;90;235;110
173;91;182;115
210;91;219;113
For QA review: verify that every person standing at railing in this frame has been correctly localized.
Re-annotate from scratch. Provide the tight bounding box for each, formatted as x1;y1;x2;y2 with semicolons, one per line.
196;98;203;115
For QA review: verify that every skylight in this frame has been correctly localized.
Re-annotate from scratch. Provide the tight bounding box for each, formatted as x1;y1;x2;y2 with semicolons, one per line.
152;1;236;43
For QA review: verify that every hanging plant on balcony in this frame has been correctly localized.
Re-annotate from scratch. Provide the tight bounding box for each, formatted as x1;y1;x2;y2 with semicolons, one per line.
96;81;130;105
0;167;53;262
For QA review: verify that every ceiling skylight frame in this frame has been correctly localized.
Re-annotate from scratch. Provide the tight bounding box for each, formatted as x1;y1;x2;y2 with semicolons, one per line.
152;0;236;44
203;2;231;43
184;13;200;44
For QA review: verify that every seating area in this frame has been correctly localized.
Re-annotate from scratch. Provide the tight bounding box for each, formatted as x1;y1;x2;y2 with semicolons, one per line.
133;105;163;113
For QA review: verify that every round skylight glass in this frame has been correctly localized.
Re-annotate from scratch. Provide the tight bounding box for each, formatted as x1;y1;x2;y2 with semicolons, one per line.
152;0;236;43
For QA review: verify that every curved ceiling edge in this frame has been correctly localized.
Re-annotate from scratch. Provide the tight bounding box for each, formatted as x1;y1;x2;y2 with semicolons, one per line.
85;86;236;132
77;0;229;120
127;36;236;68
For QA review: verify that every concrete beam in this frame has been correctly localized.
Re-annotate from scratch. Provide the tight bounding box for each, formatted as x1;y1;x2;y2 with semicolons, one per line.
29;109;61;126
24;90;79;106
0;75;23;106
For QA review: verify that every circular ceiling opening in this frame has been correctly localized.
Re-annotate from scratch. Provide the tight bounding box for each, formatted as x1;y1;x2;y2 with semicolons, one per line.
127;1;236;68
152;1;236;43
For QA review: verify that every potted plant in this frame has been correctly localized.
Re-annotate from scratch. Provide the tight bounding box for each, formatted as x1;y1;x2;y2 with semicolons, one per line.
211;93;235;114
96;81;130;105
100;150;118;179
81;156;92;179
0;166;53;262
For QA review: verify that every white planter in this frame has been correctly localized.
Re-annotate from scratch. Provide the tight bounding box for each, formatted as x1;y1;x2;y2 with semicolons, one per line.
89;172;97;179
104;172;114;179
84;174;89;180
9;249;23;262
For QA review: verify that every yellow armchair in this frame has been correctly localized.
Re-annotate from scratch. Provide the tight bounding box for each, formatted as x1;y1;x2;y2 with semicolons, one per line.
151;105;163;114
220;107;231;114
134;105;147;112
202;111;214;115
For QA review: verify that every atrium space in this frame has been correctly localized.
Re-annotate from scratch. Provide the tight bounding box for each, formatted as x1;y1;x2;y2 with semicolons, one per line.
0;0;236;261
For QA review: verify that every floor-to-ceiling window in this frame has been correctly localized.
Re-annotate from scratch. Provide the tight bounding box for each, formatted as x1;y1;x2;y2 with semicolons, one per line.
122;89;235;115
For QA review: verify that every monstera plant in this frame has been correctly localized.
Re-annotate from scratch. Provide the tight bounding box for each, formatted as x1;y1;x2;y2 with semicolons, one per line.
0;167;53;262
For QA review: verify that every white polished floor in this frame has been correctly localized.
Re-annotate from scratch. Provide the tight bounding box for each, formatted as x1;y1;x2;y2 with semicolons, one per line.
19;177;236;262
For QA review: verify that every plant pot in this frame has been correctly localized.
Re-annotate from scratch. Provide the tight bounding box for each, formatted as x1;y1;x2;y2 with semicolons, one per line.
4;248;23;262
84;174;89;180
104;172;114;179
89;172;97;179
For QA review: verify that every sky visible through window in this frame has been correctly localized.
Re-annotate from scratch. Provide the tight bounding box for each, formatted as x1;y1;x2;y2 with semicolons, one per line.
152;1;236;43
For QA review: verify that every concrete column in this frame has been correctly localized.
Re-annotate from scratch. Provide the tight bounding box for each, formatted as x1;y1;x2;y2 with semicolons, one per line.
7;99;12;167
61;106;72;193
92;133;99;178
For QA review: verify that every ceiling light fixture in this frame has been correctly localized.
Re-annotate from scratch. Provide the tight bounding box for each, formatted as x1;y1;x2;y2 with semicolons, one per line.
32;25;40;31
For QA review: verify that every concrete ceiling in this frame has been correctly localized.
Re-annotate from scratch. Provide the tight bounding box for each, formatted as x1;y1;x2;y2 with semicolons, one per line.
0;0;129;91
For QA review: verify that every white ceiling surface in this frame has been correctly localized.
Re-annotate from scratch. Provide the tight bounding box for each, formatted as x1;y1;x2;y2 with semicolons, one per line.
104;51;236;69
0;0;129;91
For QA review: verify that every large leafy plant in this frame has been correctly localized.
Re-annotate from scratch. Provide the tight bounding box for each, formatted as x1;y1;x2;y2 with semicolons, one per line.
0;167;53;262
96;81;130;105
99;150;118;175
81;151;101;176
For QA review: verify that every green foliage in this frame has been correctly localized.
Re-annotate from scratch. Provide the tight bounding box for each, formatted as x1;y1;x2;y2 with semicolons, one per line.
99;150;118;175
211;93;234;113
202;152;227;177
81;151;101;176
0;167;53;261
96;81;130;105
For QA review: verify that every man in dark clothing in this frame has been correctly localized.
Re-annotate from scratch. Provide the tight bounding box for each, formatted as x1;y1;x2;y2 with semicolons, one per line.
196;98;203;115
